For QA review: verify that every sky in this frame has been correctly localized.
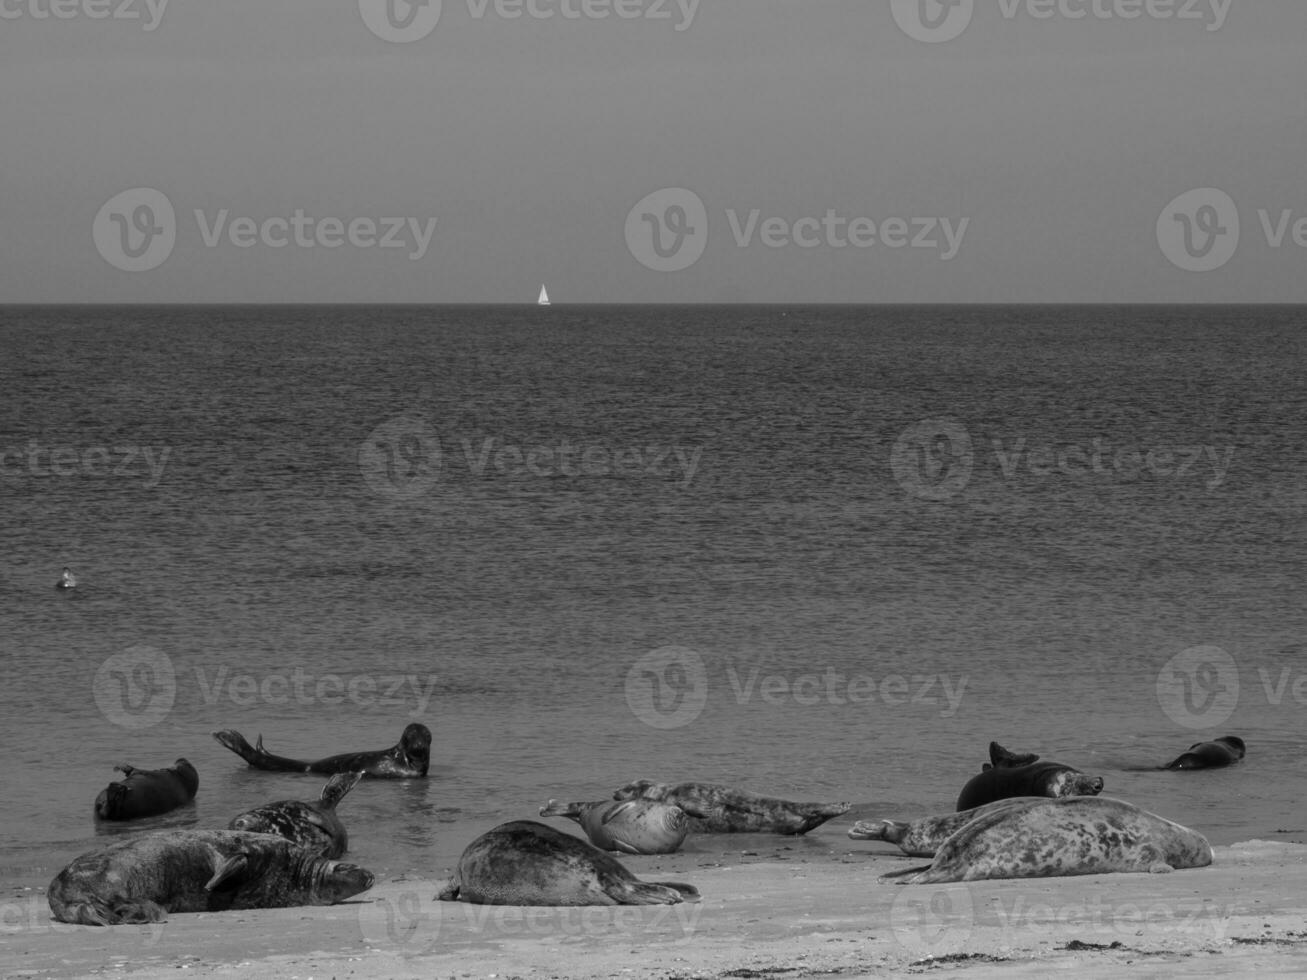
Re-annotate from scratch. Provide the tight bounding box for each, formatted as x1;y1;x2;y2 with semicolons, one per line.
1;0;1305;303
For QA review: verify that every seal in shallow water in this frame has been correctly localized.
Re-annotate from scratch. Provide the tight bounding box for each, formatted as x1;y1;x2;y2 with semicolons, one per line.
1164;735;1245;770
47;829;374;925
612;780;850;835
956;742;1104;811
212;723;430;778
94;759;199;821
436;820;700;906
539;799;690;855
227;772;363;859
848;797;1044;857
881;796;1213;884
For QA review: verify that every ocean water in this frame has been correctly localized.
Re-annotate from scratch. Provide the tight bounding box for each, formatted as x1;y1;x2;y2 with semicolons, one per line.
2;304;1305;903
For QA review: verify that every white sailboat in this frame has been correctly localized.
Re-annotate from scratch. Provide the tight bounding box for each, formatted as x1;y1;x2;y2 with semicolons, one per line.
537;284;551;306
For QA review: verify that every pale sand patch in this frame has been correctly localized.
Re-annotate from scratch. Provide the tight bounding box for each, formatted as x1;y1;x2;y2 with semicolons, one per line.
5;841;1306;979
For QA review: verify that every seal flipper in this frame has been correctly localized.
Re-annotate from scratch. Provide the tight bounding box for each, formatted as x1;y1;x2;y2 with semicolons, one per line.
603;879;700;905
879;863;934;883
435;876;461;901
114;763;140;776
988;742;1040;769
320;772;365;810
601;801;640;825
204;849;250;891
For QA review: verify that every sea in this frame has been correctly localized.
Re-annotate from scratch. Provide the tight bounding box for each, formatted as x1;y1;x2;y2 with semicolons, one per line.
2;304;1305;908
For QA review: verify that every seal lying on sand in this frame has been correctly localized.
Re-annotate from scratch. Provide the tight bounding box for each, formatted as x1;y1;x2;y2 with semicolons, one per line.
612;780;850;835
882;797;1213;884
437;820;700;906
227;772;363;859
956;742;1104;811
94;759;199;821
1164;735;1245;770
539;799;690;855
48;829;374;925
212;723;430;778
848;797;1044;857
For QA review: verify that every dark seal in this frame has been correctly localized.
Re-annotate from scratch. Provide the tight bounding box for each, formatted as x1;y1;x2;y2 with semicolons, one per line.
212;723;430;778
1164;735;1245;770
94;759;199;821
956;742;1104;811
612;779;850;835
437;820;700;906
48;829;374;925
227;772;364;859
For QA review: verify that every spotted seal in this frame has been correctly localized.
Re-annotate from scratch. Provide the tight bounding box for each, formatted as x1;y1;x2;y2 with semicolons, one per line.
48;829;374;925
882;797;1213;884
212;723;430;778
226;772;363;859
848;797;1044;856
612;780;850;835
539;799;690;855
1164;735;1245;770
94;759;199;821
436;820;700;906
956;742;1104;811
56;567;77;590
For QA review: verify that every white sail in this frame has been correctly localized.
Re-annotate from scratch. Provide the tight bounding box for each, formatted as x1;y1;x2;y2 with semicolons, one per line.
537;284;550;306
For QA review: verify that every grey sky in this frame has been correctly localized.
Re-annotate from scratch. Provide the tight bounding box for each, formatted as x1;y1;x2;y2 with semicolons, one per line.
1;1;1304;302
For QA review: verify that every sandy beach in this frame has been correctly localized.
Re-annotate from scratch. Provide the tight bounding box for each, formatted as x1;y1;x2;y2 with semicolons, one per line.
6;838;1306;980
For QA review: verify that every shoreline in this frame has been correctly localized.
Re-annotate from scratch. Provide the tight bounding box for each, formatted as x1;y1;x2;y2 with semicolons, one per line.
5;840;1307;979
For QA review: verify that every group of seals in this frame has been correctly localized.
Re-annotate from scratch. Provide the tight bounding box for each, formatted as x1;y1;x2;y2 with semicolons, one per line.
48;830;373;925
212;723;431;778
438;821;699;906
94;759;199;822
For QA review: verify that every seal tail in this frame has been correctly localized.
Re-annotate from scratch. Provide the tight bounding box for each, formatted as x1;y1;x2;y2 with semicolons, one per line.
607;880;701;905
847;819;898;842
50;899;167;925
878;863;936;884
212;729;261;764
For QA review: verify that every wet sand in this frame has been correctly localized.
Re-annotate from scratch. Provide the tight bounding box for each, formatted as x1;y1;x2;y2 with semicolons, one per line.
6;840;1306;979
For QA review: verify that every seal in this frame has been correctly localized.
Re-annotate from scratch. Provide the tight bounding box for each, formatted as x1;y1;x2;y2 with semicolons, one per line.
56;567;77;590
848;797;1044;857
956;742;1104;811
539;799;690;855
212;723;430;778
436;820;700;906
612;779;850;835
94;759;199;821
881;796;1213;884
47;829;374;925
227;772;363;859
1164;735;1245;770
